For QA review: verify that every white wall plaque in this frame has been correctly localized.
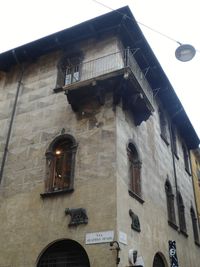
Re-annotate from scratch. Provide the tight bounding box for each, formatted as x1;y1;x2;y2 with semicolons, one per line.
85;230;114;244
119;231;127;245
135;256;144;266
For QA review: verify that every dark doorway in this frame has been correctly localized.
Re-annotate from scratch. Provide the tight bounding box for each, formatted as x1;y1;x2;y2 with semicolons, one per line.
37;239;90;267
153;253;166;267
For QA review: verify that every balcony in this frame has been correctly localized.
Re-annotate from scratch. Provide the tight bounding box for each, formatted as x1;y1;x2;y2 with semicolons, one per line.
64;49;154;124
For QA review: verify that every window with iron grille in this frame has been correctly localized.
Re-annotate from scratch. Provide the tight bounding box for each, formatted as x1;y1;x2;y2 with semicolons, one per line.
42;134;78;196
37;240;90;267
127;142;143;203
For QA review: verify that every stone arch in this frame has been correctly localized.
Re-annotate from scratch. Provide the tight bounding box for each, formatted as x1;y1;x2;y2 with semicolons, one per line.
47;134;78;152
127;140;142;198
127;139;142;162
36;239;90;267
152;252;168;267
43;134;78;195
165;178;176;227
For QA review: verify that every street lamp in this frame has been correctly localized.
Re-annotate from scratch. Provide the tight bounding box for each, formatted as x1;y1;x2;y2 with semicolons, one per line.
175;43;196;62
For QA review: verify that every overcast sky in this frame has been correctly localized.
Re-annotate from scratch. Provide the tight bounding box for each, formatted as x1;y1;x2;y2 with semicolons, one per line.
1;0;199;138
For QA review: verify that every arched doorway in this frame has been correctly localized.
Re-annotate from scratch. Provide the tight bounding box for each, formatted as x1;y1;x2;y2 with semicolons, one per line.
37;239;90;267
153;252;166;267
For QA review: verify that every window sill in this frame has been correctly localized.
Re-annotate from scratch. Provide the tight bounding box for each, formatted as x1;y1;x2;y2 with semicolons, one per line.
160;134;169;146
174;152;179;160
40;188;74;198
195;240;200;247
185;168;191;176
53;87;64;93
179;229;188;238
128;190;144;204
168;220;178;230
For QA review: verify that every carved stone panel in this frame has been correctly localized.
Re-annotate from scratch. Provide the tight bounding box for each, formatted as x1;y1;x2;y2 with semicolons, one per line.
65;208;88;227
129;209;141;232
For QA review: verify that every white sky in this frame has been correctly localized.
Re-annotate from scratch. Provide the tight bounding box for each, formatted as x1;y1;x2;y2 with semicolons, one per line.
0;0;199;138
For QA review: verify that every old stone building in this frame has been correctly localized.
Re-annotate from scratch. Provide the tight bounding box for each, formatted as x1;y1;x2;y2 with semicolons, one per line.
0;6;199;267
191;149;200;228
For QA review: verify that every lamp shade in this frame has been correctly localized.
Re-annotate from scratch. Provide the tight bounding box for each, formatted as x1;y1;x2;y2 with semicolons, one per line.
175;44;196;62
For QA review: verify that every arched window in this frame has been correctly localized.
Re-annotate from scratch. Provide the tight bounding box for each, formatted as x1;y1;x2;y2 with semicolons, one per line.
177;192;187;236
190;207;200;244
152;252;167;267
37;239;90;267
165;179;177;229
55;52;82;90
43;134;78;196
127;142;142;201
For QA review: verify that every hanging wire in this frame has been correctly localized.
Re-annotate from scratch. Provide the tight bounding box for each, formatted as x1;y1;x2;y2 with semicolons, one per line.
92;0;200;52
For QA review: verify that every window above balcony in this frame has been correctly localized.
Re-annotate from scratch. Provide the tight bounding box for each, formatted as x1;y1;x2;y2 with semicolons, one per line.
54;51;83;92
59;49;154;125
65;65;80;85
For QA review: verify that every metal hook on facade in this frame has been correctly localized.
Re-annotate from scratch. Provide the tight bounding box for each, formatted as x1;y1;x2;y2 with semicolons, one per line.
110;241;121;265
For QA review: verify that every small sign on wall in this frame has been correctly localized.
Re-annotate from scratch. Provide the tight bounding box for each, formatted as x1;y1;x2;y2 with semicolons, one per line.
169;240;179;267
85;230;114;244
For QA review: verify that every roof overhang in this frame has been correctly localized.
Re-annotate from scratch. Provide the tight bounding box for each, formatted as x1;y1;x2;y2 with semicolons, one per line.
0;6;199;149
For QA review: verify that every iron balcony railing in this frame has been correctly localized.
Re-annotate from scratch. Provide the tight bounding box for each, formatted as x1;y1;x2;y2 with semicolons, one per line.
64;49;154;109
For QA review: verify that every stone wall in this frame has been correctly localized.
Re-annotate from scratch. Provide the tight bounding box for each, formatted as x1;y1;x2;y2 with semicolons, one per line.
0;33;199;267
116;97;200;266
191;150;200;223
0;38;119;267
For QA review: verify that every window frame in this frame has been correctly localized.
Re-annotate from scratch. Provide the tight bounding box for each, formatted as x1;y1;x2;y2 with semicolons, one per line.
171;125;179;159
177;192;188;236
182;142;191;175
190;206;200;245
41;134;78;197
165;179;178;230
158;107;169;145
65;64;80;85
127;141;144;204
54;51;83;92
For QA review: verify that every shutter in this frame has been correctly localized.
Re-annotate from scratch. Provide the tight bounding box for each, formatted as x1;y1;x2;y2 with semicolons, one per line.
62;150;72;188
45;153;55;192
134;164;141;196
56;66;65;88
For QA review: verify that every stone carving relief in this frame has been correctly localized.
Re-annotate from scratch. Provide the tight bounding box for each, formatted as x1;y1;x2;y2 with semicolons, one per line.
65;208;88;227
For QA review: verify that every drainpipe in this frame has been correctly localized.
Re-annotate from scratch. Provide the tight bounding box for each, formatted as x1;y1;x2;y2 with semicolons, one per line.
0;50;24;183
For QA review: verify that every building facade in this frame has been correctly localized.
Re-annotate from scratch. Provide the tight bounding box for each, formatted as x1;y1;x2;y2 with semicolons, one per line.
191;149;200;227
0;6;199;267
